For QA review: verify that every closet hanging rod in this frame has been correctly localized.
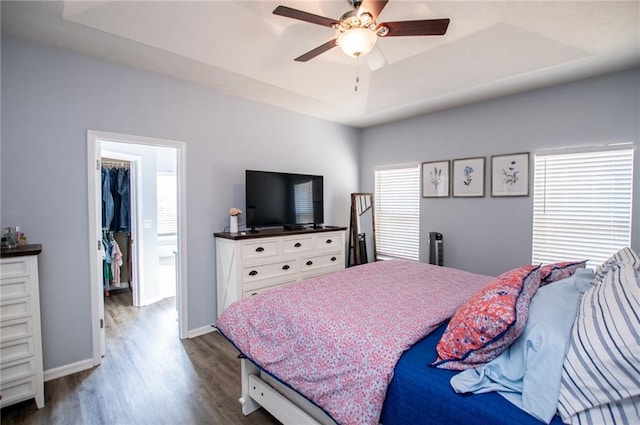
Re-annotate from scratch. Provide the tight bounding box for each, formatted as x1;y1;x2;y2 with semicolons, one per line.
101;158;130;169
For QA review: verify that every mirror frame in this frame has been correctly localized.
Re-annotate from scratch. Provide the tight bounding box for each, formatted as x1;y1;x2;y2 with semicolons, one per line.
350;192;377;265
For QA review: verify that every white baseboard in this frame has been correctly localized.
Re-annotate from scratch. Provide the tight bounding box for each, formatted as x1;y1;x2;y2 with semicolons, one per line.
188;324;217;338
44;358;94;382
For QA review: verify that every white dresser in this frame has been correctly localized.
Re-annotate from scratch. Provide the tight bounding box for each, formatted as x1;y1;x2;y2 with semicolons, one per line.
0;244;44;409
215;227;346;318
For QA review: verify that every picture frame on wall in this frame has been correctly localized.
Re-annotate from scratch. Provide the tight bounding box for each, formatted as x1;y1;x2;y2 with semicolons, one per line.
491;152;530;197
452;157;485;197
422;160;450;198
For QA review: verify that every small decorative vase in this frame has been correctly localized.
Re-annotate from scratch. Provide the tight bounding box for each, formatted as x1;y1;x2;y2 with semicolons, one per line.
230;215;239;233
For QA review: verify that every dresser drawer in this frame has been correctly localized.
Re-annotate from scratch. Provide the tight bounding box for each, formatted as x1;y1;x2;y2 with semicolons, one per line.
0;337;34;364
242;281;293;299
0;317;33;344
242;259;298;283
0;258;30;279
0;276;30;301
0;356;36;385
0;376;36;408
312;232;344;251
241;240;279;261
300;252;342;276
282;236;313;254
0;297;31;321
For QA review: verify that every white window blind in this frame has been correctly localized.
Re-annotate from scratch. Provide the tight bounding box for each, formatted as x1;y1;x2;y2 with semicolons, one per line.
532;146;634;269
374;166;420;261
157;172;177;235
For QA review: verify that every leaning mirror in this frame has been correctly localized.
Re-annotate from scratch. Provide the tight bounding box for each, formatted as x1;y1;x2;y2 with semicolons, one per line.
350;193;376;266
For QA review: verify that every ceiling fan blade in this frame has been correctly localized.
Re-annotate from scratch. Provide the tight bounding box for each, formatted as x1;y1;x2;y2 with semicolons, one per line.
273;5;339;28
378;19;450;37
357;0;389;21
294;39;338;62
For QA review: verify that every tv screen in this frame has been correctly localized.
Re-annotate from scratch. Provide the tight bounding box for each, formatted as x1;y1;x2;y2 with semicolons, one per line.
245;170;324;230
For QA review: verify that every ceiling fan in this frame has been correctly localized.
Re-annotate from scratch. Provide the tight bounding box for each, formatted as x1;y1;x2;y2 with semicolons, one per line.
273;0;450;62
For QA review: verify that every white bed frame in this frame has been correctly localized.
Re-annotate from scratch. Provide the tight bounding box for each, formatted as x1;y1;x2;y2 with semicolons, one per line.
240;358;337;425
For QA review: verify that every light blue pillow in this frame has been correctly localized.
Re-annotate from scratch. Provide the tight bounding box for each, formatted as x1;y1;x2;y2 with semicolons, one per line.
451;268;595;423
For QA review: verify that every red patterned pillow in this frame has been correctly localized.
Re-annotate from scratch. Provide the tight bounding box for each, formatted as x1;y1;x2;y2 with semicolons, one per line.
539;260;587;286
432;264;542;370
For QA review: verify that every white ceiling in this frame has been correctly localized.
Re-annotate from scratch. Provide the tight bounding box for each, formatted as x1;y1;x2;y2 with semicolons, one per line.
2;1;639;128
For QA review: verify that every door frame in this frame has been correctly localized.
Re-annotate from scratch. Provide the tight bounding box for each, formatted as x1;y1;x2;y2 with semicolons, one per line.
87;130;188;366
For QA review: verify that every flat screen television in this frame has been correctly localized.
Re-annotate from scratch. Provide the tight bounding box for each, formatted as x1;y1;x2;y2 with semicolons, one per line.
245;170;324;230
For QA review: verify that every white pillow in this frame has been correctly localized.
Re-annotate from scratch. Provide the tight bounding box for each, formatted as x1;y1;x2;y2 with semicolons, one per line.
557;262;640;422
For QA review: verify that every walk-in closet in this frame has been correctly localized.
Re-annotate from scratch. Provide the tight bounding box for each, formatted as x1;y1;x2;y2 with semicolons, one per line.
101;158;132;298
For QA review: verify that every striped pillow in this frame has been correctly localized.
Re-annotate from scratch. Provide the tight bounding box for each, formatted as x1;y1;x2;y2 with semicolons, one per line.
557;262;640;422
594;247;640;283
567;396;640;425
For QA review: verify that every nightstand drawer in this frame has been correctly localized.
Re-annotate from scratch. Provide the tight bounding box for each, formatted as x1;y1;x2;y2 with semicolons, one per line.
0;276;30;301
0;376;36;408
241;240;279;261
0;297;31;321
0;356;36;385
0;258;30;279
0;337;35;364
242;259;298;283
0;317;33;344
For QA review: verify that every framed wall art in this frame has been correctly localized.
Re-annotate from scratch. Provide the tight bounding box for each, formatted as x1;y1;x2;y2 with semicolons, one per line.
491;152;530;197
422;160;450;198
452;157;485;197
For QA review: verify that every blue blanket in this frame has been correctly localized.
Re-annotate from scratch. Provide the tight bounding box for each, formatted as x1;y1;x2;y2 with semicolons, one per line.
380;322;564;425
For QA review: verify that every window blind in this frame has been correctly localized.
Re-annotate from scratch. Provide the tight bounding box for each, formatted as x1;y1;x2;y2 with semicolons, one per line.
374;166;420;261
157;172;177;235
532;146;634;269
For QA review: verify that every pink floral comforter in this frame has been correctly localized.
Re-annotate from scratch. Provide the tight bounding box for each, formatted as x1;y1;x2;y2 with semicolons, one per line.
215;260;492;425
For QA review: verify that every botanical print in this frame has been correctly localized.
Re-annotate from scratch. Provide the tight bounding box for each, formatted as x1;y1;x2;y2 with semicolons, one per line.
430;166;443;191
422;161;449;198
452;157;485;197
491;153;529;197
502;160;519;185
463;165;474;186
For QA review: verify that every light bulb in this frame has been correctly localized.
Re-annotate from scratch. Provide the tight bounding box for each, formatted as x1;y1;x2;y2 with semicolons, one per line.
337;28;377;58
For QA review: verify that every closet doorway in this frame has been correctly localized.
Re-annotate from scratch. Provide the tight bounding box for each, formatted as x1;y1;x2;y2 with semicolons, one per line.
87;131;188;365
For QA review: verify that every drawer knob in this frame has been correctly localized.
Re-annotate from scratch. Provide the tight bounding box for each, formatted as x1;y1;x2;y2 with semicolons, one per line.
326;239;333;244
331;257;337;262
306;260;313;266
250;292;258;296
294;242;302;248
282;265;290;270
248;270;258;276
255;247;264;252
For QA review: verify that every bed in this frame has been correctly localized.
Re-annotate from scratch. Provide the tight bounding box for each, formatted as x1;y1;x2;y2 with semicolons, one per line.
215;249;640;425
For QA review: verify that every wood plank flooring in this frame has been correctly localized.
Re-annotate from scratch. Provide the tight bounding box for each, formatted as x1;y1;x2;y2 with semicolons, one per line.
1;290;279;425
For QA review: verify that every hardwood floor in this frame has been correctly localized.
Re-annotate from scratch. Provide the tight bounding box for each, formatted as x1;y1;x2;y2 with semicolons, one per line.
1;290;279;425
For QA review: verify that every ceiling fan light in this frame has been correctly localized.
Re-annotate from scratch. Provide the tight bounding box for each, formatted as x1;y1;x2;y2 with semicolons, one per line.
337;28;377;57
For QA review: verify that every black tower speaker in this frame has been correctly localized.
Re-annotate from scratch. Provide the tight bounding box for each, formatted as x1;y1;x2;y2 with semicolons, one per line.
428;232;443;266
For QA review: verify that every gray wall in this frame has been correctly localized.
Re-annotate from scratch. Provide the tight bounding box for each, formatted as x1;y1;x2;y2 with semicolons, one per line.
360;67;640;277
1;36;359;371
